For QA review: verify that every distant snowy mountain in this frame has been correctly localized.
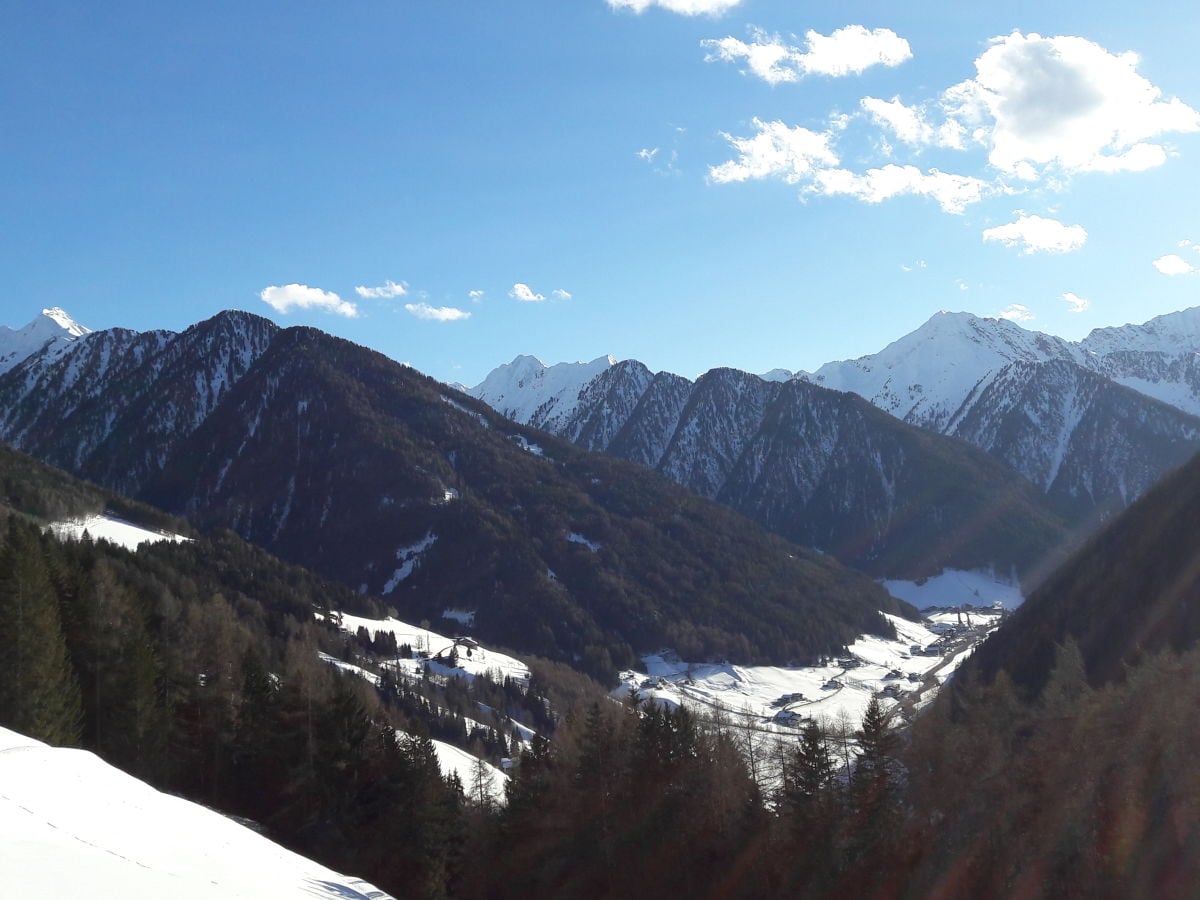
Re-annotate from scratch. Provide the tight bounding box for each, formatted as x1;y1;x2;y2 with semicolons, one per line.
805;310;1082;432
472;307;1200;536
480;357;1068;580
469;353;617;434
0;726;393;900
804;306;1200;427
0;306;90;375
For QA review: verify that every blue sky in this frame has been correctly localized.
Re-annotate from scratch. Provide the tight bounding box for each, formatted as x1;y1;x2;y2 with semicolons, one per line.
2;1;1198;385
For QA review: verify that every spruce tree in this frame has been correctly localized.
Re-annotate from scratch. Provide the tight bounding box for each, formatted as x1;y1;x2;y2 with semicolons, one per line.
0;522;82;745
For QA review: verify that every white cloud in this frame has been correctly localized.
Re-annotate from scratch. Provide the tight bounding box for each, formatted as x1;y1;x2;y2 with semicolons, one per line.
1153;254;1197;275
259;284;358;318
982;214;1088;254
702;25;911;84
1061;292;1090;313
354;280;408;299
860;96;965;149
637;148;660;162
510;283;547;302
997;304;1034;322
900;259;927;273
709;119;839;184
809;164;990;214
404;302;471;322
941;31;1200;178
468;290;485;302
552;289;573;300
801;25;912;77
609;0;741;15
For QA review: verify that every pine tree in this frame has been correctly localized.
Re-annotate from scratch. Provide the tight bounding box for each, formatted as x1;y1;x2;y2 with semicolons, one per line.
783;720;838;815
0;522;82;745
847;697;901;863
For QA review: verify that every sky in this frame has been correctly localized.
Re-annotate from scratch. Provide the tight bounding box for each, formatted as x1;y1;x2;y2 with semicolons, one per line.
2;0;1198;385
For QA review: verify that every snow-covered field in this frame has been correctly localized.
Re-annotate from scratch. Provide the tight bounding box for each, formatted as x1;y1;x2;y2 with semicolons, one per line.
47;513;191;552
0;726;392;900
334;611;530;686
616;610;1002;734
322;612;529;796
882;568;1024;610
432;741;509;803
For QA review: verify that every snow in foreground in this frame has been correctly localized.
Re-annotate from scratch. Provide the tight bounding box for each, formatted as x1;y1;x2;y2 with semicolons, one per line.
0;726;392;900
48;513;191;552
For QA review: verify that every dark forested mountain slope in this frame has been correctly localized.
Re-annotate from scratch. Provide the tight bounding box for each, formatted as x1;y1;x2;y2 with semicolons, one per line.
0;314;910;675
474;311;1200;570
965;446;1200;696
480;358;1070;581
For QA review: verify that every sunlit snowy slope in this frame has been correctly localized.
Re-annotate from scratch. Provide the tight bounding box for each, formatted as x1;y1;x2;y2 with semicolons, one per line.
0;307;90;375
0;727;393;900
47;512;191;551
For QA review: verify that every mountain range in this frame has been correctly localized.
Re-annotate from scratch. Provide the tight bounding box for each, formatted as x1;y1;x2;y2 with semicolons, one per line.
0;309;909;676
471;308;1200;570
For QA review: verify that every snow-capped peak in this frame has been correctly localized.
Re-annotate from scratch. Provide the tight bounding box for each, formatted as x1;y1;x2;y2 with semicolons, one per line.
469;353;618;428
40;306;91;338
1081;306;1200;356
0;307;92;375
801;310;1081;431
759;368;795;382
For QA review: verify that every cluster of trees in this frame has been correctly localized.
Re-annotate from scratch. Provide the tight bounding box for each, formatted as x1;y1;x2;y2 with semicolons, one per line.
9;437;1200;898
0;498;922;898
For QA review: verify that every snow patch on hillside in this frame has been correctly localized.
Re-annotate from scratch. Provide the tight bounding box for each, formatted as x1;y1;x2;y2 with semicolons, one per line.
510;434;545;456
431;741;508;803
334;611;531;685
0;726;393;900
47;514;191;552
382;531;437;594
567;531;601;552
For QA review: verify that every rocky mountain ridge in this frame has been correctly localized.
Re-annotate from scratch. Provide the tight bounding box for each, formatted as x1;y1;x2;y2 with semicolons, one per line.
0;311;911;675
471;307;1200;537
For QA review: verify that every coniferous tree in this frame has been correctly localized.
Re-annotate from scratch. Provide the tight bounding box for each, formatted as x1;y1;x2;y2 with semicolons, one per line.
0;522;82;745
847;697;901;864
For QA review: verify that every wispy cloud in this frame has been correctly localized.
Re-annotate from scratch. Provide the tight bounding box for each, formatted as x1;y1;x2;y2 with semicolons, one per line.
982;214;1087;254
259;284;358;318
709;119;839;184
861;96;964;149
609;0;742;15
552;289;573;300
809;164;990;214
702;25;911;84
355;280;408;299
997;303;1034;322
1061;292;1090;313
468;289;485;302
1153;254;1197;275
405;302;471;322
510;283;547;302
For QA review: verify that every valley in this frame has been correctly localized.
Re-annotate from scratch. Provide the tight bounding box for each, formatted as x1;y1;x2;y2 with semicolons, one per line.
2;302;1200;898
